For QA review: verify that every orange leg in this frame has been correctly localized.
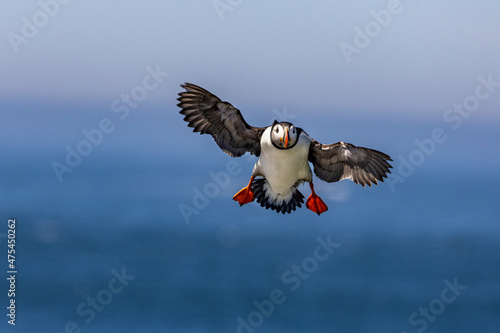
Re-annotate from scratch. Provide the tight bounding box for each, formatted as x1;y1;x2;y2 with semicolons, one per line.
233;175;255;206
306;182;328;215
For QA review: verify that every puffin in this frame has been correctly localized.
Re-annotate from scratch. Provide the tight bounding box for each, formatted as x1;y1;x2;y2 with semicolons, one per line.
178;83;392;215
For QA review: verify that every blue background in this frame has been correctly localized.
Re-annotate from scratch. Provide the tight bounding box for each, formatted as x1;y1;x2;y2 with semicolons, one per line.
1;1;499;332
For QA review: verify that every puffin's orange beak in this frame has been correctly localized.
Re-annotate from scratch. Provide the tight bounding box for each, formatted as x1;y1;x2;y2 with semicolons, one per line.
284;128;289;148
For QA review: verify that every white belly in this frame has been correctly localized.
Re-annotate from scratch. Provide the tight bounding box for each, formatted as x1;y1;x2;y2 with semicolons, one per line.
253;130;312;195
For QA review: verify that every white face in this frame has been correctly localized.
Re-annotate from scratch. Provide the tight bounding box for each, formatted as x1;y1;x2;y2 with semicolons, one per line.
271;122;298;149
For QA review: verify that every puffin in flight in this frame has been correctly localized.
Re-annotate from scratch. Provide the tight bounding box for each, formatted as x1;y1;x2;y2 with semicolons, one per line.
178;83;392;215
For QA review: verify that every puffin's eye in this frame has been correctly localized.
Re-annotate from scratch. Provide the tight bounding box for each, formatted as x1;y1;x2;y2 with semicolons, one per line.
292;127;296;134
274;127;279;133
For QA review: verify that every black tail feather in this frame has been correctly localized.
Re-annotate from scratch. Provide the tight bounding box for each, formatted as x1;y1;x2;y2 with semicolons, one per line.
252;178;304;214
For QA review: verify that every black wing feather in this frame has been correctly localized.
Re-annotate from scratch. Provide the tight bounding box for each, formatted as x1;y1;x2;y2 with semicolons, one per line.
308;139;393;187
177;83;265;157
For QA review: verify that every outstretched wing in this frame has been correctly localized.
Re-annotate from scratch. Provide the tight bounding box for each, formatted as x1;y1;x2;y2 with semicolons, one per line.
178;83;266;157
308;138;392;187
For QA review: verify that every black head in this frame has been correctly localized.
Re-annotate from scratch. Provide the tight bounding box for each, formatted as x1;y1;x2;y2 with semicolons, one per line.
270;120;300;150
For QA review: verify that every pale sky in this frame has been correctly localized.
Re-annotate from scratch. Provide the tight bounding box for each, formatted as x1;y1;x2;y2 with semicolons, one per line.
1;0;499;120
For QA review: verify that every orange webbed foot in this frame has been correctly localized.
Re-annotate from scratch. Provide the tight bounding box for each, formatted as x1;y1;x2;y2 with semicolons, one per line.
306;182;328;215
233;186;254;206
233;176;255;206
306;194;328;215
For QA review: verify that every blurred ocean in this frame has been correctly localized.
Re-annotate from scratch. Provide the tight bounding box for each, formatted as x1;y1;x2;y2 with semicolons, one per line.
1;103;499;332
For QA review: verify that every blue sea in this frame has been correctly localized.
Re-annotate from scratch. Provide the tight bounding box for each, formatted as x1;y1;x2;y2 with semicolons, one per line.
1;103;499;332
